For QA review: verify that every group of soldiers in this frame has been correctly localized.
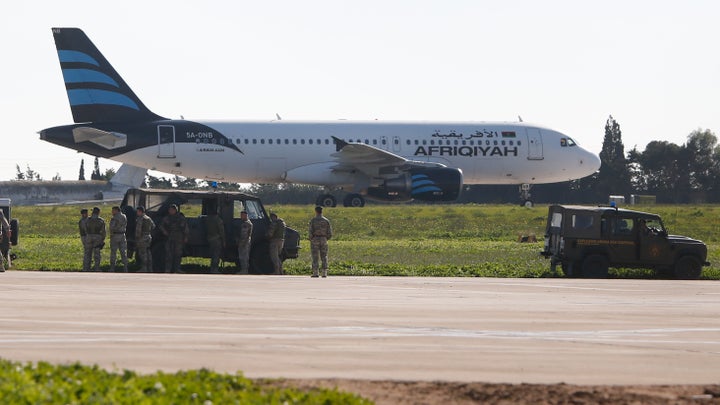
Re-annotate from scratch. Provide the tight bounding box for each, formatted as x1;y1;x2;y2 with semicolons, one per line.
77;205;186;273
78;205;154;272
77;204;332;276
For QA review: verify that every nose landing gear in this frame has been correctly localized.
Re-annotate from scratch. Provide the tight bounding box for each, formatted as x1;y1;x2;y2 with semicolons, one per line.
519;184;533;208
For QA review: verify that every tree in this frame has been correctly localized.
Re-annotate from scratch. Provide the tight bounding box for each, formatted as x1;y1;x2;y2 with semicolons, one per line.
79;159;86;180
15;164;25;180
594;115;632;201
91;157;101;180
16;164;41;181
685;129;717;193
633;140;683;202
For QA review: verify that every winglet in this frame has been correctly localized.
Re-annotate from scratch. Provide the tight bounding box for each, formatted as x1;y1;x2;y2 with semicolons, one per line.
332;136;348;152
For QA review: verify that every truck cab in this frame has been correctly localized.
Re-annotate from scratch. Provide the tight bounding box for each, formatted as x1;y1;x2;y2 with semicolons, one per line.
540;204;709;279
120;188;300;273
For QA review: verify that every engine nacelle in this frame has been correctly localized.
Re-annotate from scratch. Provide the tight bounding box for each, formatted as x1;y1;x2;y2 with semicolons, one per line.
366;168;463;202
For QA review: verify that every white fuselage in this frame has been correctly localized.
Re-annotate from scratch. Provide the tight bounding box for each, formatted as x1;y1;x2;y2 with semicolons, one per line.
113;120;599;189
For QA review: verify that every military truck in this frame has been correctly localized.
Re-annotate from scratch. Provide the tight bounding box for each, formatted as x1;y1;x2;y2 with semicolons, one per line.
120;188;300;273
540;204;709;279
0;198;19;268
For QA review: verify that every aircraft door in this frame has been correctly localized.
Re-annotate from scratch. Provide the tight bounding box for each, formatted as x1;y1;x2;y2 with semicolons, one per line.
157;125;176;158
392;136;401;153
526;128;543;160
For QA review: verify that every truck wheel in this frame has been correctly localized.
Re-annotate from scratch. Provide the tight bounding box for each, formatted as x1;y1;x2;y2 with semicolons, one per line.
581;254;609;278
674;256;702;280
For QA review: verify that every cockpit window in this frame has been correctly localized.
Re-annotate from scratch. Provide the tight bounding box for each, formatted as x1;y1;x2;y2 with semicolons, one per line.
560;137;577;147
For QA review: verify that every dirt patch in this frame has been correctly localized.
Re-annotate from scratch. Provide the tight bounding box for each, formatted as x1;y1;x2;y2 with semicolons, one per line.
262;379;720;404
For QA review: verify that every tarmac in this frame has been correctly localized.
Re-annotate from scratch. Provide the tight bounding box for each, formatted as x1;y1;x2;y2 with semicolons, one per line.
1;271;719;384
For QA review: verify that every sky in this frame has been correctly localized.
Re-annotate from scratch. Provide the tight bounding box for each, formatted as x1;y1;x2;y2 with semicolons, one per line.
2;1;719;181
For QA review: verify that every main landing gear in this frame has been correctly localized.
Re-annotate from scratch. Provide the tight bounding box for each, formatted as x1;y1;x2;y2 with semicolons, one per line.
315;193;366;208
519;184;534;208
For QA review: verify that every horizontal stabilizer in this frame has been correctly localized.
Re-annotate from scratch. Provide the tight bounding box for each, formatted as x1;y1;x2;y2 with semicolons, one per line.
72;127;127;149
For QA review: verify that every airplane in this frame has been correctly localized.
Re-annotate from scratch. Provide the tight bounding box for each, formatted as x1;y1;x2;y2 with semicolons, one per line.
40;27;601;208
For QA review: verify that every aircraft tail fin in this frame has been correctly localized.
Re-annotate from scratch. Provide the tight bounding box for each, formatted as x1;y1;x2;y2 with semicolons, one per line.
51;27;163;123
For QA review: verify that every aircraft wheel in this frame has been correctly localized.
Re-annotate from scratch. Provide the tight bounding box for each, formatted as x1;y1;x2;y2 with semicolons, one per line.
316;194;337;207
343;193;365;207
522;200;534;208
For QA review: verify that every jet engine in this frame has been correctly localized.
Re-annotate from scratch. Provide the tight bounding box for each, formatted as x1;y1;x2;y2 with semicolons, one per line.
366;168;463;202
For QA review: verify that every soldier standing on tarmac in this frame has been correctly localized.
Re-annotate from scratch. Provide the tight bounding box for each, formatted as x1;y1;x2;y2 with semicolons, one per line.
234;210;253;274
160;204;189;273
109;206;129;272
309;206;332;278
85;207;106;272
135;206;155;272
267;212;286;275
0;210;10;272
205;209;225;274
79;208;90;271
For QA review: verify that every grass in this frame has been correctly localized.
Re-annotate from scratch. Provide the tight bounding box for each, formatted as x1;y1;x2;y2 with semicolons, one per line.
7;203;720;278
0;359;371;404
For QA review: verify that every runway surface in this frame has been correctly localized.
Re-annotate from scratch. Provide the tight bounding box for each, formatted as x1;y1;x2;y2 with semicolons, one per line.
1;271;718;384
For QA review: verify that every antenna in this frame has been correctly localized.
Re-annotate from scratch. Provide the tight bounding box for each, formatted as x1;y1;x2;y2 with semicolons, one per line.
276;113;282;121
518;115;523;122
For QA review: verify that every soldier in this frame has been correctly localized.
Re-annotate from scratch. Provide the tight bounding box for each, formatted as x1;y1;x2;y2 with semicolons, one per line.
205;209;225;274
309;206;332;278
134;206;155;272
234;210;253;274
0;210;10;272
109;206;129;272
85;207;106;272
267;212;286;275
160;204;189;273
79;208;90;271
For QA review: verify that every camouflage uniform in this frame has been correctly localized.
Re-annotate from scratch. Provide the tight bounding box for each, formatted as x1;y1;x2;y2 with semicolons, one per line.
267;214;286;275
205;213;225;273
234;214;253;274
79;209;89;271
135;209;155;272
84;208;106;272
109;207;129;272
160;206;189;273
0;211;10;272
309;207;332;277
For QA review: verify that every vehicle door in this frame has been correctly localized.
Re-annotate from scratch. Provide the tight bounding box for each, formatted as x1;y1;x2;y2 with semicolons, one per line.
637;217;672;264
603;213;637;264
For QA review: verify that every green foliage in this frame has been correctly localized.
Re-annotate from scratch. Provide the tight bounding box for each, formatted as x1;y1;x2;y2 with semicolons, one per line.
0;359;371;404
8;203;720;278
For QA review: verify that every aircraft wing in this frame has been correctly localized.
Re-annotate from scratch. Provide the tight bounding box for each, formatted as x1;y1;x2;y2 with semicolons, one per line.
72;127;127;149
330;136;444;177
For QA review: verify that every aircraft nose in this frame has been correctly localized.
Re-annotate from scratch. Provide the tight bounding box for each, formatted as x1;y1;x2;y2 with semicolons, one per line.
582;149;601;175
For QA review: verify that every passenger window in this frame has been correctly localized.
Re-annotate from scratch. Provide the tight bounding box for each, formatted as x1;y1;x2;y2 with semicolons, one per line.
550;213;562;228
571;214;593;230
613;218;634;235
243;200;264;220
